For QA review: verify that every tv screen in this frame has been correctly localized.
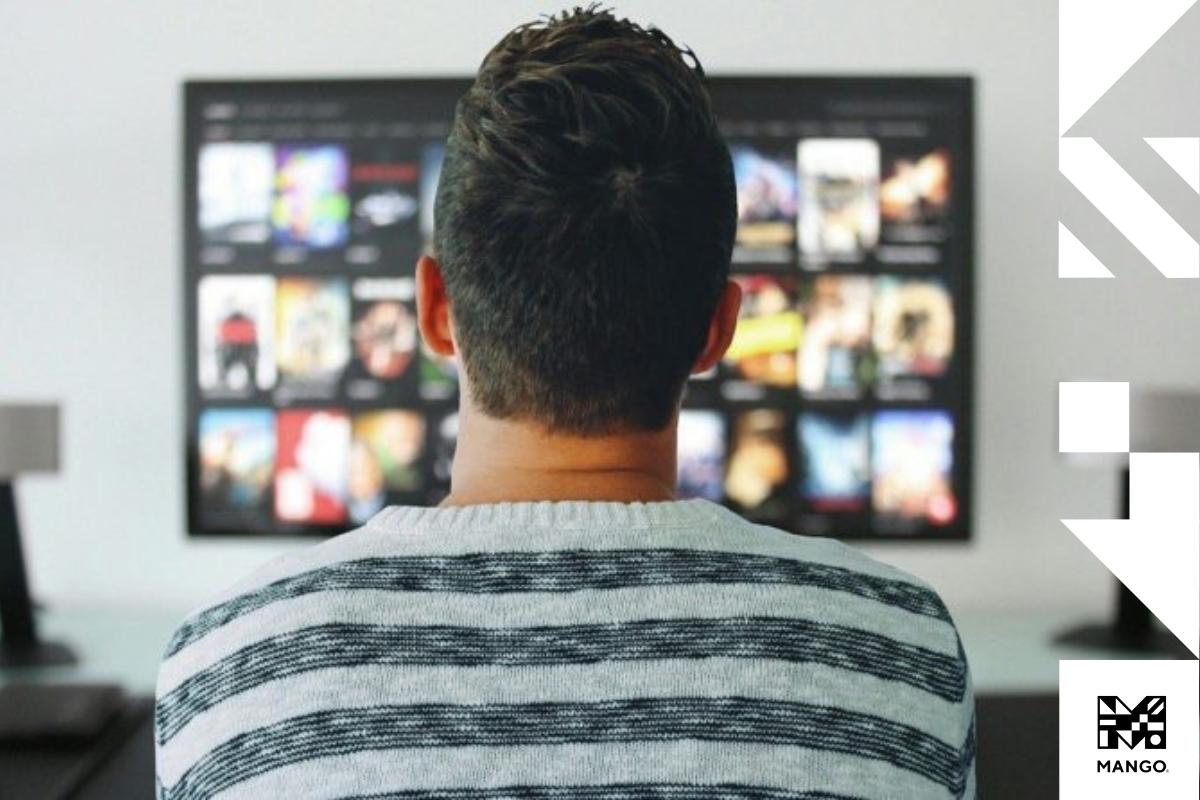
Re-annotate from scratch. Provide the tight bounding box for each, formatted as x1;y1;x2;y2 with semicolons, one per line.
184;77;974;540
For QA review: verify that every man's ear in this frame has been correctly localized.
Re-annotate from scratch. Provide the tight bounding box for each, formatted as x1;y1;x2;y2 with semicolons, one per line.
691;280;742;375
416;255;456;357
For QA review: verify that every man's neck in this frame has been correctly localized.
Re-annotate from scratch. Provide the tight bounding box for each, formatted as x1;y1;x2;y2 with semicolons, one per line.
441;407;678;506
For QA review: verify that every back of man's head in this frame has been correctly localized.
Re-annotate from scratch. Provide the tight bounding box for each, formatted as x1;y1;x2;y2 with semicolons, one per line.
433;6;736;436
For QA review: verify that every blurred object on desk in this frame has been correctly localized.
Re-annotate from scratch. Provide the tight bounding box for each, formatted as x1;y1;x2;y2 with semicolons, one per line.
0;403;75;668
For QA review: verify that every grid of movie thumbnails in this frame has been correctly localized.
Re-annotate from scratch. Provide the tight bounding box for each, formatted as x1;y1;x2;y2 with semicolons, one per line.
188;86;967;538
682;130;966;538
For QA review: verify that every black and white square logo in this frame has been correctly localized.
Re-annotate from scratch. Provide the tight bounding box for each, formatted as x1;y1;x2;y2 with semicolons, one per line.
1098;696;1166;749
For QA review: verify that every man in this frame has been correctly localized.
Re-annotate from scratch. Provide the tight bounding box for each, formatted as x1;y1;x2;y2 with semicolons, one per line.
156;8;975;798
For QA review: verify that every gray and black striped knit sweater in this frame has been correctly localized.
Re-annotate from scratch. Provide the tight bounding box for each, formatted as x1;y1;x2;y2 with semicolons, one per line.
155;499;976;800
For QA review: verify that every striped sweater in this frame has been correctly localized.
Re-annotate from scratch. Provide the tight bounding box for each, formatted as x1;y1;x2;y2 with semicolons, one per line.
155;500;976;800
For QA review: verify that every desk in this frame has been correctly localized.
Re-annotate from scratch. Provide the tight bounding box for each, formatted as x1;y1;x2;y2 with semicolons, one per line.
0;607;177;694
955;607;1178;691
0;609;176;800
0;605;1175;799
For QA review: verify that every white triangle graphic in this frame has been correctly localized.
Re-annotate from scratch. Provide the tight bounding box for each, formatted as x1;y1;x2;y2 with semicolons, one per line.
1059;0;1198;135
1058;222;1114;278
1062;453;1200;659
1146;137;1200;192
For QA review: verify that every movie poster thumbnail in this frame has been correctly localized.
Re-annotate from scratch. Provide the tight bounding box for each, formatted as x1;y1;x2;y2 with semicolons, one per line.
275;277;351;400
871;409;956;527
198;275;277;397
730;143;798;265
272;144;352;250
722;274;802;393
797;139;880;267
725;409;791;522
275;409;351;525
677;410;726;502
347;143;421;267
348;410;426;523
879;147;952;240
872;276;954;399
198;142;275;246
198;408;275;530
798;412;870;513
797;274;874;399
345;277;421;402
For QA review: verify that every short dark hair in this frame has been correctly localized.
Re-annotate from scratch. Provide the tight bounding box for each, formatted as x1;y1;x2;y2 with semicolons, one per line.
433;5;735;435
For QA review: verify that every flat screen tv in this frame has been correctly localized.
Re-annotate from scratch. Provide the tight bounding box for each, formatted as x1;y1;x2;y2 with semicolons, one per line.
184;76;974;540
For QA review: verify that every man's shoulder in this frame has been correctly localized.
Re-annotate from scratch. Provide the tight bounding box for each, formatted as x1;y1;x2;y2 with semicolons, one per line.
705;516;964;652
708;515;952;606
160;523;377;666
154;526;387;794
159;510;960;660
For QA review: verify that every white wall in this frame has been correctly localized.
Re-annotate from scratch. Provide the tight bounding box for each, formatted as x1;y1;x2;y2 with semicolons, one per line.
2;0;1196;615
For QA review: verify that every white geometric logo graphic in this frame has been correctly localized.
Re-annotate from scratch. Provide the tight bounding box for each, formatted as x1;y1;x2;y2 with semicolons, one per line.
1098;695;1167;750
1145;137;1200;192
1059;382;1200;659
1059;222;1115;279
1061;660;1199;797
1059;0;1200;279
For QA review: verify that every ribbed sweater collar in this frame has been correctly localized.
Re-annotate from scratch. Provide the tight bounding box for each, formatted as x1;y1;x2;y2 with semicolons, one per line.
369;498;735;533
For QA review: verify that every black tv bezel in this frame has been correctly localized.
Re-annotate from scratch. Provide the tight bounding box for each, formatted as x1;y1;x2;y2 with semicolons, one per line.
182;75;975;543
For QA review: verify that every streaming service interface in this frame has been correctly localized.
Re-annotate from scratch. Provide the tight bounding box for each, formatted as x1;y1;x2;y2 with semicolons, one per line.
186;78;973;539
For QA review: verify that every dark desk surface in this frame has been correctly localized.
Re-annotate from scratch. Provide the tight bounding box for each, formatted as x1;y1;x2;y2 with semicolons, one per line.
73;701;155;800
976;693;1058;799
0;697;154;800
0;609;167;799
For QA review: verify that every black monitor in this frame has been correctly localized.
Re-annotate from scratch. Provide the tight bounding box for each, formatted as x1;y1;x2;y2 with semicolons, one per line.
183;76;974;540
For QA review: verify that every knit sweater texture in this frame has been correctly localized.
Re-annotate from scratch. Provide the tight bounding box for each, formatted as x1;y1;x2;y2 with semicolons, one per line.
155;499;976;799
